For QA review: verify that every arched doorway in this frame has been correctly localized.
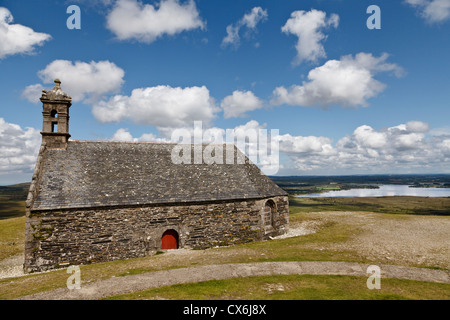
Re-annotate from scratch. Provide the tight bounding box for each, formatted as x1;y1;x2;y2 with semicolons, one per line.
264;200;276;228
161;229;179;249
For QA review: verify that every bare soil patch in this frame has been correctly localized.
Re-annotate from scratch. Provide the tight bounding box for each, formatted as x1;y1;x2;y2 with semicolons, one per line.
0;254;24;279
304;211;450;269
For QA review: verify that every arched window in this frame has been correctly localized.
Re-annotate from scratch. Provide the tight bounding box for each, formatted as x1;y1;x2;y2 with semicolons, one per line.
264;200;277;228
50;110;58;132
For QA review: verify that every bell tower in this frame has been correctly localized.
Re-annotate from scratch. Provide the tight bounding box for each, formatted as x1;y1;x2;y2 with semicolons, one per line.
40;79;72;149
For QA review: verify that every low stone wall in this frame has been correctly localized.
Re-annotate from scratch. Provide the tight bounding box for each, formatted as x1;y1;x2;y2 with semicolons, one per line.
24;196;288;273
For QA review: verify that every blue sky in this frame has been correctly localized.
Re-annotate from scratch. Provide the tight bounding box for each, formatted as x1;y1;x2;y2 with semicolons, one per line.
1;0;450;184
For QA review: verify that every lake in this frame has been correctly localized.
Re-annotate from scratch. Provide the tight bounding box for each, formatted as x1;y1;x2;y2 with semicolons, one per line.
297;185;450;198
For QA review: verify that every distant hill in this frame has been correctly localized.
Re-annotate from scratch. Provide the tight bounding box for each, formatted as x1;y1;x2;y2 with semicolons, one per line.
270;174;450;186
0;183;30;219
0;183;30;201
268;175;450;195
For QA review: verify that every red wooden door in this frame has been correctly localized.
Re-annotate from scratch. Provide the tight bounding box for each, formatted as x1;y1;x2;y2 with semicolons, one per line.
161;230;178;249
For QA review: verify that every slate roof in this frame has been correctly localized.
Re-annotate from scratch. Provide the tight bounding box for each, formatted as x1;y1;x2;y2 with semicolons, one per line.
31;141;287;210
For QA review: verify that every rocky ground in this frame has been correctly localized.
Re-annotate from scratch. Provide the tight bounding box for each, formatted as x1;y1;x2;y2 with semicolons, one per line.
305;211;449;269
0;254;24;279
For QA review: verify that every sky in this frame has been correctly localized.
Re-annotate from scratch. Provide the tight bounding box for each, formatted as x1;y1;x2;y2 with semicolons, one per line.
0;0;450;184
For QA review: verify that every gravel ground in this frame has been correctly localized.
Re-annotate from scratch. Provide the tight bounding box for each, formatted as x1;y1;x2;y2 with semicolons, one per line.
271;220;320;239
0;255;24;279
305;211;450;269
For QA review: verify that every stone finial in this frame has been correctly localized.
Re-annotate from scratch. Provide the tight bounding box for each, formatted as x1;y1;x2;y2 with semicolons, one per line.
40;78;72;101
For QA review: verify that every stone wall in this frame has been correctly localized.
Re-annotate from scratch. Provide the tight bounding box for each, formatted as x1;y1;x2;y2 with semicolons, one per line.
24;196;289;273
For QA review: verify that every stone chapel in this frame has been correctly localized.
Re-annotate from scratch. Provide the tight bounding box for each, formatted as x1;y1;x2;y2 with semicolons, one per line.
24;80;289;273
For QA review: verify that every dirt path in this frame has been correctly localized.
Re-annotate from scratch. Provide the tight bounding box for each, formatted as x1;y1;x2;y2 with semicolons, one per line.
17;261;450;300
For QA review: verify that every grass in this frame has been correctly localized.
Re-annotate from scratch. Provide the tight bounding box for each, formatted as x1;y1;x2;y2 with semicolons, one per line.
2;207;446;300
0;183;29;220
0;192;448;300
104;274;450;300
0;216;25;260
0;198;26;220
0;183;27;260
0;205;378;299
213;216;362;264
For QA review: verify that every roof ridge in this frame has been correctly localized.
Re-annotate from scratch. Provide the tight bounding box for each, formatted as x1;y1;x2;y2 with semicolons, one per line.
69;140;238;146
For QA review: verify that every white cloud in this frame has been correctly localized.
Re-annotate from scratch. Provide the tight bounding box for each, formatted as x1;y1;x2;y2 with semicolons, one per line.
271;52;403;108
222;6;268;48
280;121;450;174
277;134;334;155
73;0;114;7
111;128;167;142
338;122;429;153
109;120;280;174
106;120;450;174
405;0;450;23
281;9;339;65
0;118;41;178
221;90;264;118
242;7;268;29
430;126;450;136
111;128;135;141
23;60;125;103
405;120;430;133
222;25;240;48
0;7;51;59
437;138;450;155
92;85;218;128
353;125;388;149
109;120;263;143
106;0;205;43
21;84;45;104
